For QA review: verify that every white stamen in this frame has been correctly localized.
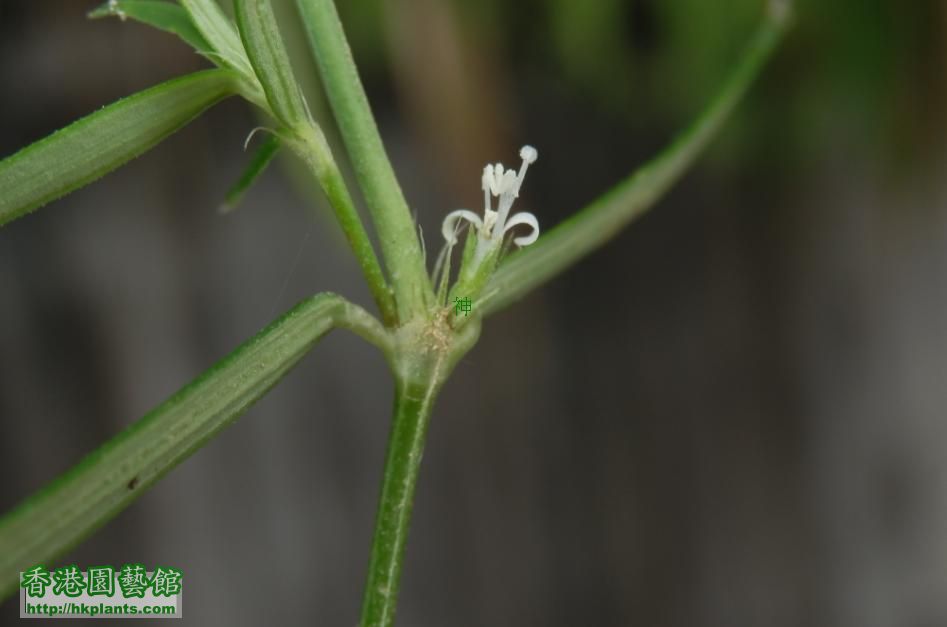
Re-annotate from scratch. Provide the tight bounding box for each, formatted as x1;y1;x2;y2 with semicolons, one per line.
482;165;494;213
488;164;507;195
483;209;498;237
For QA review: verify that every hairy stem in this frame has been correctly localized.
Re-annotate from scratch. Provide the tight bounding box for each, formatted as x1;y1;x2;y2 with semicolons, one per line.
359;373;443;627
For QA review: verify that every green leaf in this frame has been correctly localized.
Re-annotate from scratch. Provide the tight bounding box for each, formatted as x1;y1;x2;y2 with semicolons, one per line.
0;70;238;227
179;0;254;77
0;293;389;602
221;133;281;212
480;4;792;316
235;0;310;129
88;0;212;54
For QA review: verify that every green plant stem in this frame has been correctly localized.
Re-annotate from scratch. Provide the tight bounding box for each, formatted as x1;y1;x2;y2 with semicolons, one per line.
359;375;444;627
294;0;433;322
234;0;395;321
289;126;396;323
479;4;790;316
358;313;480;627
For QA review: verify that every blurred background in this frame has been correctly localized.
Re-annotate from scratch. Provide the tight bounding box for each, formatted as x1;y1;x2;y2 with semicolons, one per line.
2;0;947;625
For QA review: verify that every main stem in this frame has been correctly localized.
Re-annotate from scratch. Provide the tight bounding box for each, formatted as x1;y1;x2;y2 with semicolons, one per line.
360;373;443;627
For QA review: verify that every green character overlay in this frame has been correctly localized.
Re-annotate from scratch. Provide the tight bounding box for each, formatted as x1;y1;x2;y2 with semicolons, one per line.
453;296;472;317
20;565;52;598
117;563;148;598
87;565;115;597
149;566;183;597
52;565;86;597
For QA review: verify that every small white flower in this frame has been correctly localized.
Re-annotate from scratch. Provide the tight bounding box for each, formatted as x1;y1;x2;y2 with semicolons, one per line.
442;146;539;261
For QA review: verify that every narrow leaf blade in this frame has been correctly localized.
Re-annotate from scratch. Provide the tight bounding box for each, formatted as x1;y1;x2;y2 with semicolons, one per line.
88;0;212;53
235;0;309;128
179;0;254;77
0;293;365;601
221;133;281;211
0;70;238;227
480;6;791;315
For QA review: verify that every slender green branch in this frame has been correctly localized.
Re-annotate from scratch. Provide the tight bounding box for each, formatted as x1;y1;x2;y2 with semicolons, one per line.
287;127;396;323
234;0;395;320
480;4;790;316
294;0;433;322
0;293;389;602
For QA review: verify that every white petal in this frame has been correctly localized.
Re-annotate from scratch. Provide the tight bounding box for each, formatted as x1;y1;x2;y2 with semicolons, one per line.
502;212;540;247
441;209;483;244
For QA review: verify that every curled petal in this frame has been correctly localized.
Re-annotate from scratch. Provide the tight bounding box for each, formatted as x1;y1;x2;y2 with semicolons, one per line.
502;212;540;247
441;209;483;244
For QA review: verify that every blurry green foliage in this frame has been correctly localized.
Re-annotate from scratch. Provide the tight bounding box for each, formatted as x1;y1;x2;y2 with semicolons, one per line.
331;0;944;173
